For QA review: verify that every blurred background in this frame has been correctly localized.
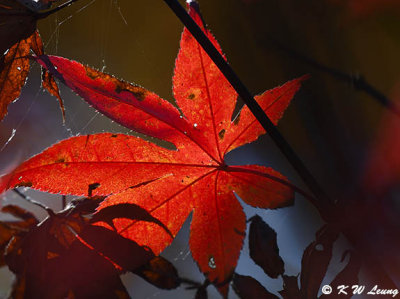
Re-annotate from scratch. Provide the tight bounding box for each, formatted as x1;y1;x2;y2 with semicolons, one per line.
1;0;400;297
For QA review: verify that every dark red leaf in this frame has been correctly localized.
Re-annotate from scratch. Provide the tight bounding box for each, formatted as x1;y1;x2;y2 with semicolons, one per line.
0;204;38;266
91;203;173;238
78;224;155;271
249;215;284;278
195;286;208;299
232;273;279;299
279;275;301;299
135;256;180;289
3;198;136;298
320;251;361;299
300;225;339;298
2;204;38;225
0;0;36;56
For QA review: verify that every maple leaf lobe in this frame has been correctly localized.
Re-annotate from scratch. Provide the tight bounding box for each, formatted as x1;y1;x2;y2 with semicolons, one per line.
0;1;306;296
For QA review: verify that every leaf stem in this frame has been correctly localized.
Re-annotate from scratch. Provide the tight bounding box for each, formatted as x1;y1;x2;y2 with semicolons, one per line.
162;0;332;216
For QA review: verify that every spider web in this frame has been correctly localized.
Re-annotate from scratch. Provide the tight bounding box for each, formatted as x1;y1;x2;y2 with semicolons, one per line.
0;1;343;298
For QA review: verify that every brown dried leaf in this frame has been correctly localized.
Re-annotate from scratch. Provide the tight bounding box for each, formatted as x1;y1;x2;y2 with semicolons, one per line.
0;31;33;120
42;68;65;120
28;30;65;121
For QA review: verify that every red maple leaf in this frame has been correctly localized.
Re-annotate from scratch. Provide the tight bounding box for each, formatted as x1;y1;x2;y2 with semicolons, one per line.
0;2;305;294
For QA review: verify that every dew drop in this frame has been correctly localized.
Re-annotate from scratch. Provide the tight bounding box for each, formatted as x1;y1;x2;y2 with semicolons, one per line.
17;66;21;71
184;131;187;135
208;256;216;269
194;123;198;128
179;115;183;119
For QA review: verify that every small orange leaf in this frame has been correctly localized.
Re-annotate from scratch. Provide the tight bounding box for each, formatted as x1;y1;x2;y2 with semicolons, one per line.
0;32;32;121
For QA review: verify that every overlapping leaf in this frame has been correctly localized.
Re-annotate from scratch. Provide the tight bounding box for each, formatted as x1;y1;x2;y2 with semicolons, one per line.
232;273;279;299
248;215;284;278
0;2;305;295
300;225;339;298
0;30;36;121
0;205;38;266
3;195;157;298
0;28;63;121
0;0;36;56
0;0;64;122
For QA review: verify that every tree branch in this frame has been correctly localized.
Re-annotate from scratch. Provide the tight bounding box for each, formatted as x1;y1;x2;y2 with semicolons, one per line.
162;0;332;216
264;36;400;117
36;0;81;19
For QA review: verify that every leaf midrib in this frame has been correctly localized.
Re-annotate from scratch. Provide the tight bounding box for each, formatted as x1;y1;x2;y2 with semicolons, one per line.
52;57;222;165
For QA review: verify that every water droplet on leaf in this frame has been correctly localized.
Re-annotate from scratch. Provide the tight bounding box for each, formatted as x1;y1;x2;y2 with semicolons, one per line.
208;256;216;269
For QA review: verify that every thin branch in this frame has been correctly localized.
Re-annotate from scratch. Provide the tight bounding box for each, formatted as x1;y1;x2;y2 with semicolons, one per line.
13;188;54;216
162;0;332;217
61;195;67;209
264;36;400;117
36;0;80;19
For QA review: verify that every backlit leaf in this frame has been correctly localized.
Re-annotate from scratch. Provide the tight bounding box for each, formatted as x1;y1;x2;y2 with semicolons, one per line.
1;1;305;295
0;31;36;121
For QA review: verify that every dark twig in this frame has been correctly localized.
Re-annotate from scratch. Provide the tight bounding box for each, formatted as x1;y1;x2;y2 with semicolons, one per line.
0;0;80;18
179;277;203;288
265;36;400;117
162;0;332;216
36;0;80;19
13;188;54;216
61;195;67;210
